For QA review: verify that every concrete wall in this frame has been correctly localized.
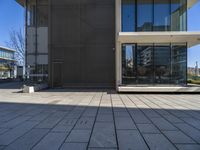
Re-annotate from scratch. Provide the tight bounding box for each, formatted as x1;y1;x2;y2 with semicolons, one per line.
49;0;115;87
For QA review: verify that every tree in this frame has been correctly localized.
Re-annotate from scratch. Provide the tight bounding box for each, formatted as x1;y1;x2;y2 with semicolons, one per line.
6;28;25;66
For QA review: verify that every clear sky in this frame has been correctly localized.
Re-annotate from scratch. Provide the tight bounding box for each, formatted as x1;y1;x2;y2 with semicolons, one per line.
0;0;24;47
0;0;200;67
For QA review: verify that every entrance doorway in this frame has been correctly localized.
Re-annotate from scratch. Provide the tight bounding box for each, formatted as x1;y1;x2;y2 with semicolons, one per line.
52;62;63;87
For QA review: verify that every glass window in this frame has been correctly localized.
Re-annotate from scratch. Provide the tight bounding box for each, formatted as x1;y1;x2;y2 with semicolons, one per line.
171;0;187;31
121;0;187;32
27;0;36;27
171;43;187;84
26;0;49;82
122;44;136;84
154;0;171;31
137;44;154;84
137;0;153;31
153;44;171;84
122;0;136;32
37;1;48;27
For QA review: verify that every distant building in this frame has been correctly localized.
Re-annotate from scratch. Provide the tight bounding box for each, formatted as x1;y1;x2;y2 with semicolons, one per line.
0;46;16;79
188;67;200;77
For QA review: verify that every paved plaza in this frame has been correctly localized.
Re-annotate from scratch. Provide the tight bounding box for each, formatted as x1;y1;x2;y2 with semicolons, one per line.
0;82;200;150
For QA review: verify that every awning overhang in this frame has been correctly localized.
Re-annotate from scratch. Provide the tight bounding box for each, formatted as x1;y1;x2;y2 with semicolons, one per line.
15;0;25;6
16;0;198;8
118;32;200;48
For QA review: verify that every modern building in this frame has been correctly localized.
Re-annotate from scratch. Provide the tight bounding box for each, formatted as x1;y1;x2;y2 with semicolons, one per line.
0;46;16;79
17;0;200;91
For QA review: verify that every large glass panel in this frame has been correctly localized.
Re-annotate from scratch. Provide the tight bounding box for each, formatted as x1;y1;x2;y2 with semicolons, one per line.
154;0;170;31
26;0;48;82
171;43;187;84
154;44;171;84
171;0;187;31
137;0;153;31
121;0;135;32
122;44;136;84
137;44;154;84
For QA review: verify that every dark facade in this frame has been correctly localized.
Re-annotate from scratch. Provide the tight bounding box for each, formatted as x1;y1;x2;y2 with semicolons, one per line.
24;0;115;88
49;0;115;87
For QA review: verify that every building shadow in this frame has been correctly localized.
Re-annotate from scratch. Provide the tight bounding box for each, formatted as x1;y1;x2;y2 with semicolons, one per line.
0;100;200;149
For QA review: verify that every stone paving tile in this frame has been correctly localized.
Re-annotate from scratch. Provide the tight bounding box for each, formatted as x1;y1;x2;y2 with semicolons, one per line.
181;117;200;130
0;128;9;135
60;143;87;150
0;111;27;122
52;118;77;132
0;116;31;128
83;108;98;117
137;123;160;134
117;130;148;150
4;129;49;150
113;111;130;117
142;109;161;118
35;112;67;129
88;148;117;150
89;122;117;148
168;110;190;118
96;114;113;122
0;83;200;150
163;114;184;123
32;132;67;150
29;112;51;121
129;110;151;124
66;130;91;143
176;144;200;150
150;117;178;131
98;108;113;115
143;133;177;150
74;117;95;130
115;117;137;130
174;123;200;143
0;121;39;145
163;131;196;144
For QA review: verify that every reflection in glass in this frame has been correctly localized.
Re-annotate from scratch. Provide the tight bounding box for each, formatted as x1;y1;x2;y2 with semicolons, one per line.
137;0;153;31
171;0;187;31
154;44;171;84
122;0;135;32
121;43;187;86
121;0;187;32
171;43;187;84
137;44;154;84
26;0;49;82
122;44;136;84
154;0;170;31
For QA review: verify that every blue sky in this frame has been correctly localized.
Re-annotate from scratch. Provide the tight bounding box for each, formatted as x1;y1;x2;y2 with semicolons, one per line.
0;0;24;46
0;0;200;67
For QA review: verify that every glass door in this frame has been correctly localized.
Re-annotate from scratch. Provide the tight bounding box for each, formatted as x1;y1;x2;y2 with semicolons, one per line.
122;44;136;84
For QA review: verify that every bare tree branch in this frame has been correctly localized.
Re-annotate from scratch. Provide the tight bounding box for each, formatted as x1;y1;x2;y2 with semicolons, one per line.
6;28;25;66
